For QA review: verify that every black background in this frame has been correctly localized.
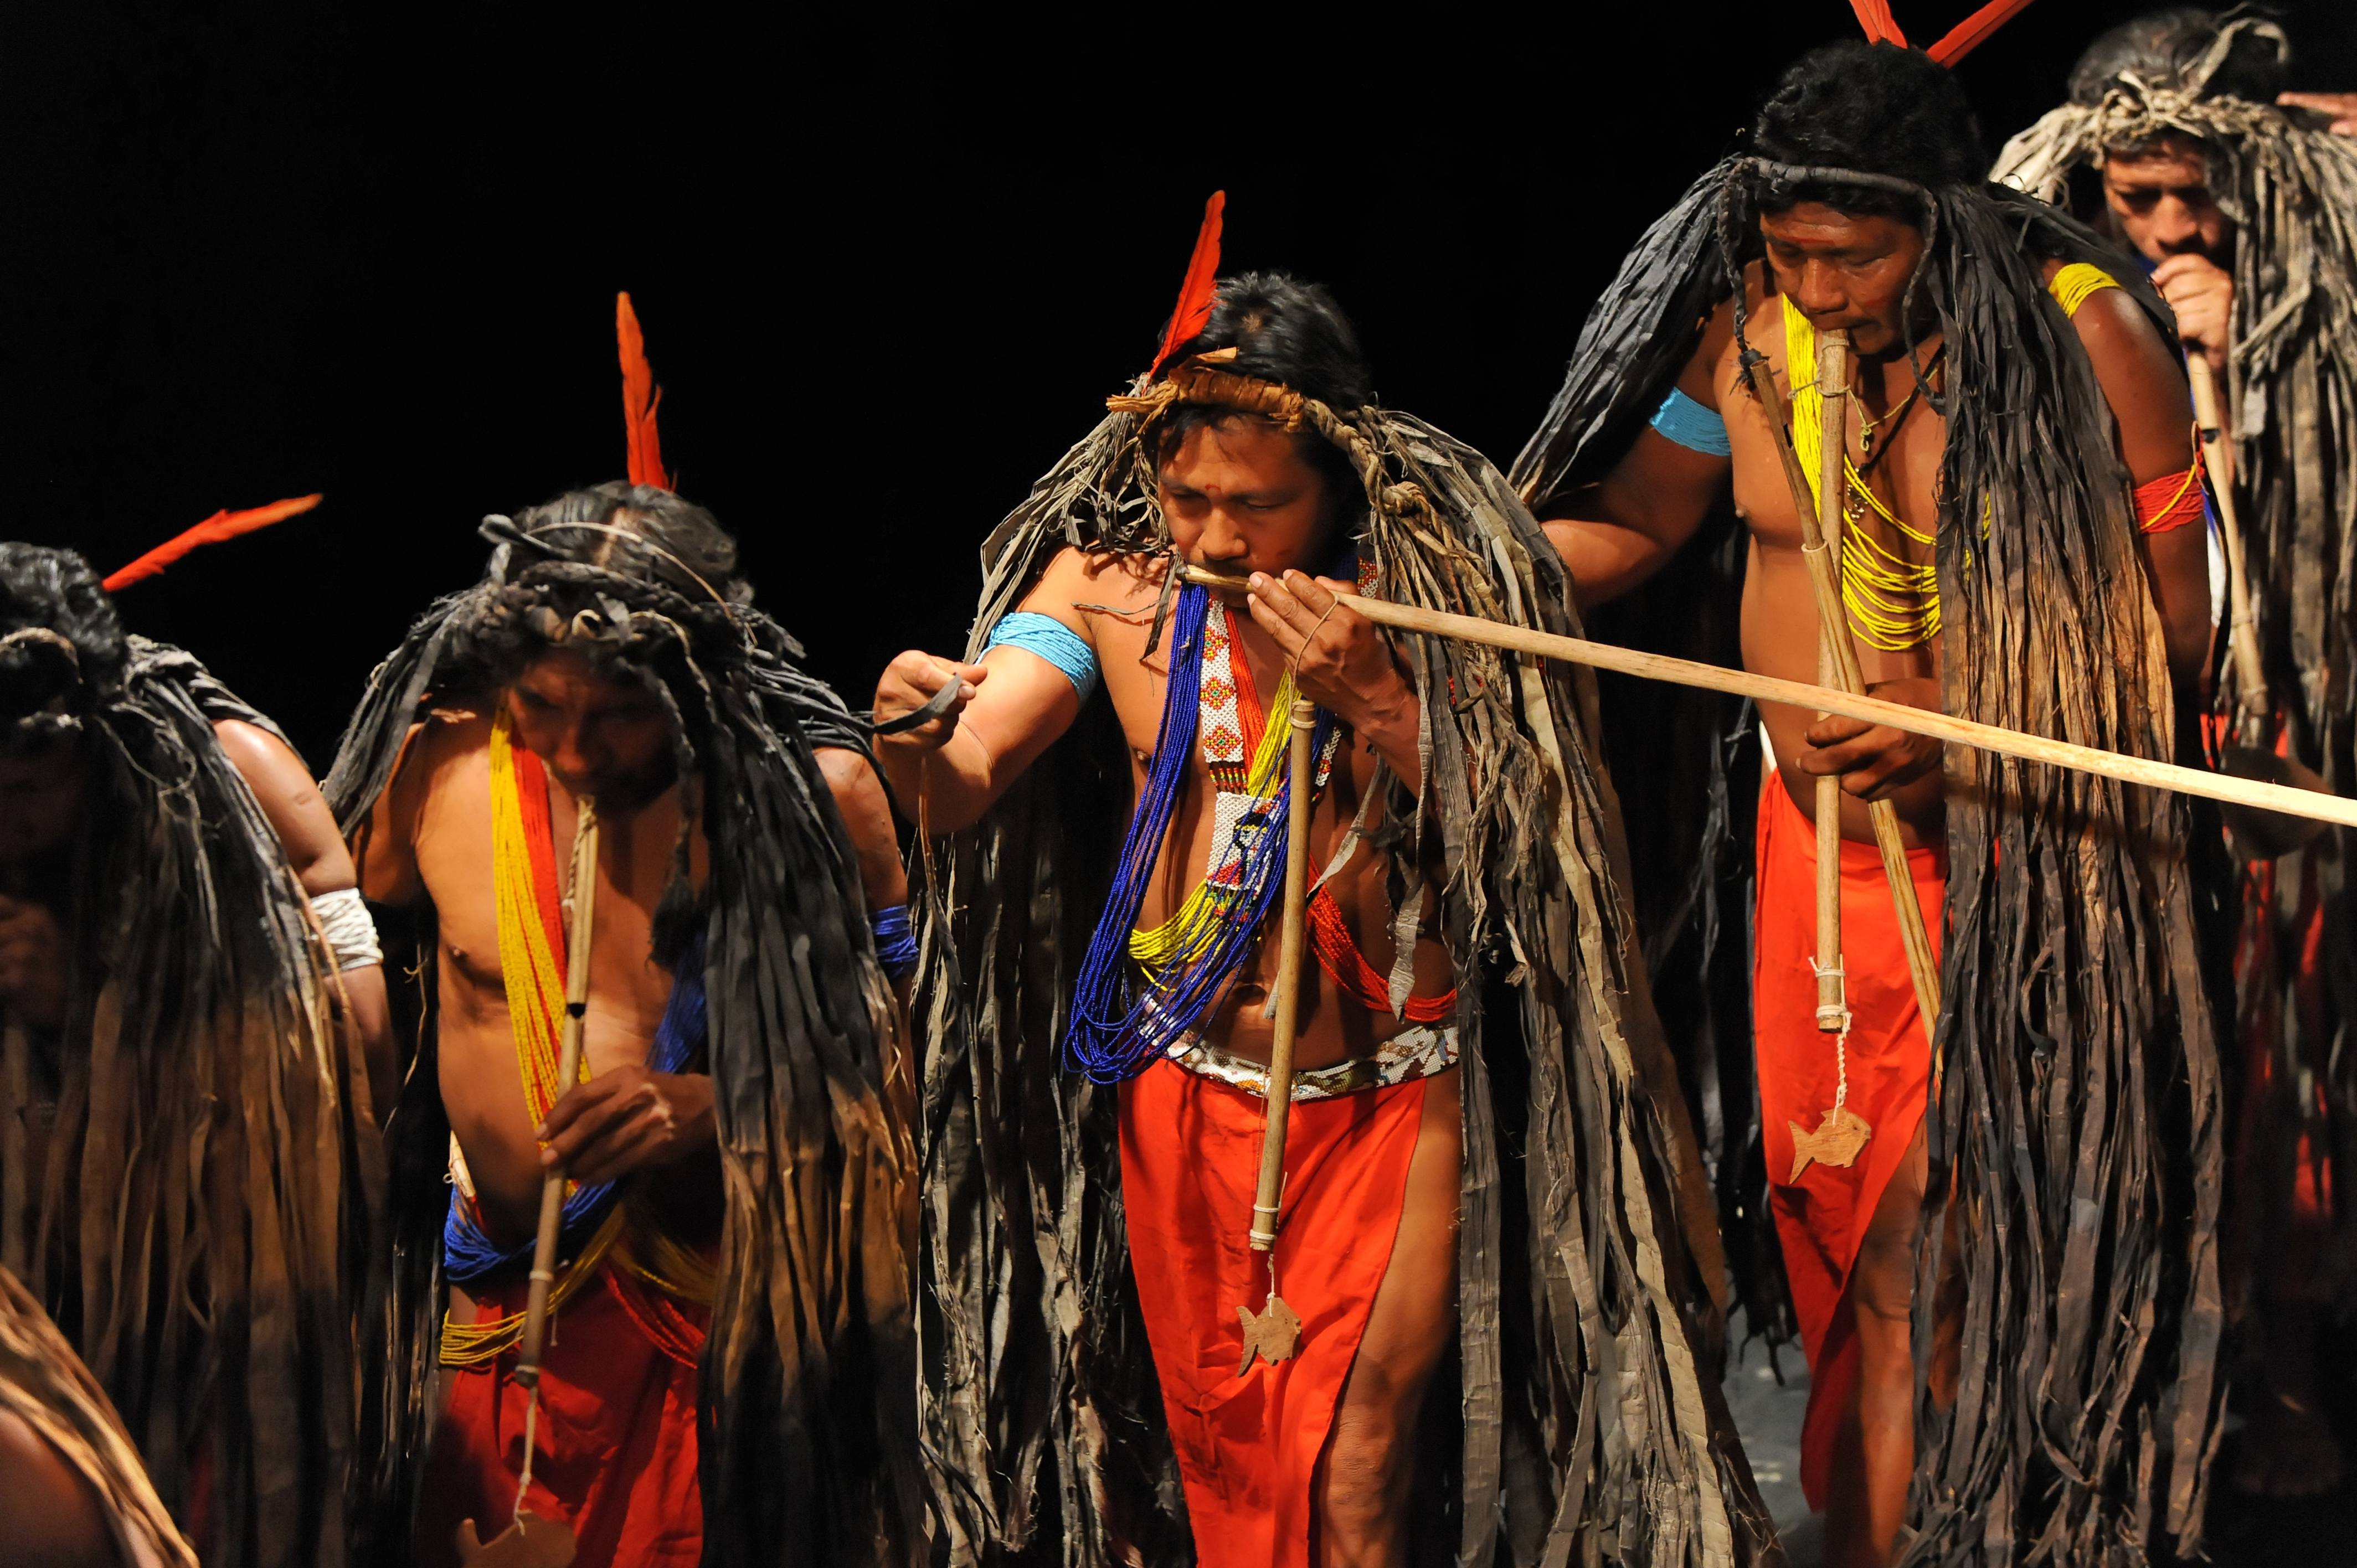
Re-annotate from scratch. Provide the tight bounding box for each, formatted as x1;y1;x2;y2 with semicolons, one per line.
6;2;2353;764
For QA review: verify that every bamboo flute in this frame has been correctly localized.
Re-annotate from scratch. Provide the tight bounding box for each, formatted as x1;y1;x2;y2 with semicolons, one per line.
1248;699;1318;1256
1234;698;1317;1373
1811;335;1851;1032
2187;356;2270;728
1176;566;2357;831
1770;329;1942;1025
509;796;600;1521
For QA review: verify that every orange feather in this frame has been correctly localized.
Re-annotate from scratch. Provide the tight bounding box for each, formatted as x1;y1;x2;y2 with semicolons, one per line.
616;292;670;490
1926;0;2037;66
1845;0;1909;47
1147;192;1227;380
101;494;323;593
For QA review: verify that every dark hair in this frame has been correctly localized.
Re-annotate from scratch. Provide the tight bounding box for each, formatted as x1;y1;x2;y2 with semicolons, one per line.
2068;7;2290;106
504;481;749;605
1156;271;1373;523
467;481;753;683
0;544;126;749
1751;42;1988;215
1170;271;1372;412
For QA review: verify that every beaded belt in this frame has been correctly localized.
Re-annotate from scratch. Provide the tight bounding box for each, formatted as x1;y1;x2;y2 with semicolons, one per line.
1162;1023;1458;1101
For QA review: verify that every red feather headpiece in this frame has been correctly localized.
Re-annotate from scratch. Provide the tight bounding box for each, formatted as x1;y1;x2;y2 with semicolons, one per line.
101;494;324;594
1843;0;2037;65
1147;192;1227;380
1923;0;2037;66
617;291;671;489
1846;0;1909;47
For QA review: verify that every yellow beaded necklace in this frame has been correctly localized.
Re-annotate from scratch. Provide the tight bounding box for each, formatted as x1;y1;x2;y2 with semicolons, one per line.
1784;295;1942;653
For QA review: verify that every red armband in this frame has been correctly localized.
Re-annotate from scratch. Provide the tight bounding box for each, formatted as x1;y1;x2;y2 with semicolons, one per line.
2134;461;2207;534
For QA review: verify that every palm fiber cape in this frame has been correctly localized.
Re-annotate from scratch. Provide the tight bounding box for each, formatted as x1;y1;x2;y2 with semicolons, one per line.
1994;18;2357;1323
0;1263;198;1568
0;630;377;1568
1512;159;2229;1564
322;501;923;1565
914;358;1779;1565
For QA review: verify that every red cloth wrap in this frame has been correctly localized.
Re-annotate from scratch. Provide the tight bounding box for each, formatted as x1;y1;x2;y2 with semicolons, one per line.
416;1268;708;1567
1752;776;1946;1509
1120;1058;1427;1567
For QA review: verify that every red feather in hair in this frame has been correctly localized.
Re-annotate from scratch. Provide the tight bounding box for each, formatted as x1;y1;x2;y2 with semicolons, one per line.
1846;0;1910;47
1926;0;2038;66
101;494;323;593
616;292;670;490
1147;192;1227;380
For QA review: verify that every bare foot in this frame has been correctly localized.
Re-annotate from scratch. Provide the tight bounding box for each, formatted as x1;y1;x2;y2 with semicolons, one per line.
2235;1387;2346;1498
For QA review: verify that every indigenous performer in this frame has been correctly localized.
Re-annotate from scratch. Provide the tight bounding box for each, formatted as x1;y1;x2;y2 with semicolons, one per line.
0;539;384;1566
326;338;922;1562
1516;34;2226;1568
0;1263;197;1568
888;221;1773;1565
1994;8;2357;1497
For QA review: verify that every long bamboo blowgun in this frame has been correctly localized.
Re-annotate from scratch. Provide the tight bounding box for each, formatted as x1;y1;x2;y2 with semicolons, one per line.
1236;698;1317;1376
1172;570;2357;833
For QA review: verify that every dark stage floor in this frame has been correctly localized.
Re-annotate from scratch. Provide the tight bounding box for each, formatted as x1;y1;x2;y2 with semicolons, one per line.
1722;1317;2357;1565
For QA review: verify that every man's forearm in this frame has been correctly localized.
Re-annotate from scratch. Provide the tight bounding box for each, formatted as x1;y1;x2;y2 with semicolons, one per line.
342;962;400;1125
876;731;1002;835
1352;685;1425;791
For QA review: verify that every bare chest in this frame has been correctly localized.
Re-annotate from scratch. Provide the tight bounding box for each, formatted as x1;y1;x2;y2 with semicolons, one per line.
1717;328;1950;560
414;750;692;1060
1092;595;1397;920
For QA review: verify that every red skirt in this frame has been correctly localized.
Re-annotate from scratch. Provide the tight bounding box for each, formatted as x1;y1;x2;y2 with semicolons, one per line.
1752;776;1946;1509
1119;1057;1427;1567
416;1267;708;1568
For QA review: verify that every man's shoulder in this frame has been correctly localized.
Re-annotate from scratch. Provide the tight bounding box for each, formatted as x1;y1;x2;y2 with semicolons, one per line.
391;696;497;802
2056;274;2178;394
1020;545;1164;626
1045;543;1160;597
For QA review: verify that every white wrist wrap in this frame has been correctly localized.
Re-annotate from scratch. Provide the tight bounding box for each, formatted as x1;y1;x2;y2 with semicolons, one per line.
311;886;383;972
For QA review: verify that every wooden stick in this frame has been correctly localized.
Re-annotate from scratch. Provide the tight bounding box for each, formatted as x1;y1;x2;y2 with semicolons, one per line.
516;798;601;1389
1811;335;1850;1033
1177;565;2357;830
2187;356;2271;731
1248;700;1318;1256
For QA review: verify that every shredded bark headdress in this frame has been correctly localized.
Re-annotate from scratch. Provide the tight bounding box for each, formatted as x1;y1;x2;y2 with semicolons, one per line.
1994;0;2357;1375
0;1266;197;1568
1513;142;2227;1565
917;212;1773;1565
327;348;922;1561
0;543;375;1568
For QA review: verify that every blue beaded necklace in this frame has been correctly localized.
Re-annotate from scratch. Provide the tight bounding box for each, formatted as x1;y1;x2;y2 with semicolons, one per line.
1062;581;1335;1082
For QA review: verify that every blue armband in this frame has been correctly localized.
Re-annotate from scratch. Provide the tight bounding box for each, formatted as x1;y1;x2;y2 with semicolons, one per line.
984;612;1100;702
871;904;918;982
1649;386;1732;457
